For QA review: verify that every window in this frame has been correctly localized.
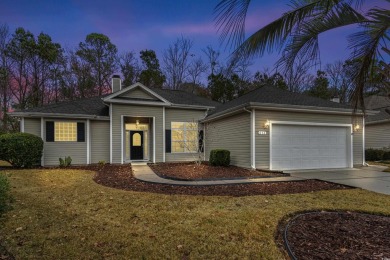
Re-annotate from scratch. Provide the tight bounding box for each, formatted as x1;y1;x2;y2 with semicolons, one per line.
171;122;198;153
54;122;77;141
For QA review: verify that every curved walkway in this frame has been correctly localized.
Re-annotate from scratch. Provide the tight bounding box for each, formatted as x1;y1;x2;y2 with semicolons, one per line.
132;164;304;186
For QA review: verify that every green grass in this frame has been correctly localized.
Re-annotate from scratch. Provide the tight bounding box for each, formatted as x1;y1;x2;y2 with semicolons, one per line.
0;168;389;259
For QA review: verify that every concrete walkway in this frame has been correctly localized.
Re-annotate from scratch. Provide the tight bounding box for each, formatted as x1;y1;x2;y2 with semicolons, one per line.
131;163;303;186
288;165;390;195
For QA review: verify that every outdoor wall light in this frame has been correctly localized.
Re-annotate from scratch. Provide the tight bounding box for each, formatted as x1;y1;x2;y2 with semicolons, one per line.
264;120;270;129
354;124;360;132
136;120;140;128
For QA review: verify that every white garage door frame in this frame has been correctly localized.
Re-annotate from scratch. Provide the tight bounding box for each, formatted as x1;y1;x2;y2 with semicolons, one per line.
269;121;353;170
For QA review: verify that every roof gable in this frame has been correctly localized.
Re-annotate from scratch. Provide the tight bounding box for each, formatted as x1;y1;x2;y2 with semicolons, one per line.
118;86;159;101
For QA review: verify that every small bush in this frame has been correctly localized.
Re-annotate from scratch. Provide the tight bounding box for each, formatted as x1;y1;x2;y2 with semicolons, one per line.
0;133;43;168
382;150;390;160
0;174;12;216
209;149;230;166
98;160;105;166
59;156;72;167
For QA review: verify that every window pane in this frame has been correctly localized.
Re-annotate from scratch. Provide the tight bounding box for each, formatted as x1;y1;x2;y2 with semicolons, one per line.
172;142;185;152
186;122;198;130
172;130;184;141
172;122;184;129
54;122;77;142
186;141;197;152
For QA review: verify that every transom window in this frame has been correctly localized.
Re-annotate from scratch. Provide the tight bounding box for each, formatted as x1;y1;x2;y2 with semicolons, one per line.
171;122;198;153
55;122;77;141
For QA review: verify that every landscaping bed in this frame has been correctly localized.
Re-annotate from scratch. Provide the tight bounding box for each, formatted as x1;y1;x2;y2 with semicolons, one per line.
92;164;351;196
149;162;287;181
280;211;390;259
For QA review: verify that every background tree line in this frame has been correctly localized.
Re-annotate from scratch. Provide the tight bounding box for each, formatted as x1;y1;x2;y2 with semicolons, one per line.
0;23;388;131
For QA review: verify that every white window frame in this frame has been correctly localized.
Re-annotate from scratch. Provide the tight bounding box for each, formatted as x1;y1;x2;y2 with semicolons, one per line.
171;121;198;153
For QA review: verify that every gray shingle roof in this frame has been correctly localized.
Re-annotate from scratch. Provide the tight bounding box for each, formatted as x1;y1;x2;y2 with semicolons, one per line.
150;87;220;107
19;96;109;117
208;85;353;117
366;108;390;123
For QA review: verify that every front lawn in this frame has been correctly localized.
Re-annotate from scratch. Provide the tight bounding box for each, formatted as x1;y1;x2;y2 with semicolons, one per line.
0;168;389;259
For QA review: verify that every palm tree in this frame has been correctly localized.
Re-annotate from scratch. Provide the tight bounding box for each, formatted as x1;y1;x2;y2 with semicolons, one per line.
214;0;389;110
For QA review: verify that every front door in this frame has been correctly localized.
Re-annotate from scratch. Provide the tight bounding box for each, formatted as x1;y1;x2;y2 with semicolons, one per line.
130;131;143;160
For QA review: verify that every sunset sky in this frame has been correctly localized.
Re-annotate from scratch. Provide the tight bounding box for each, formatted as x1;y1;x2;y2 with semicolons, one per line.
0;0;388;72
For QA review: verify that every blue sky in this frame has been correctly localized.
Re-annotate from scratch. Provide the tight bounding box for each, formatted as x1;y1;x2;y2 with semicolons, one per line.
0;0;388;73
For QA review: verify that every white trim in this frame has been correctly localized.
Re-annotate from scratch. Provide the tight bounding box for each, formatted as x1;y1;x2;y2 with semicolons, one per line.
162;107;165;162
20;117;24;132
121;115;124;164
153;117;156;163
106;99;170;107
40;117;44;166
109;104;113;164
251;109;256;169
9;112;109;120
362;117;365;165
269;121;354;170
203;123;206;161
104;82;172;104
87;119;90;164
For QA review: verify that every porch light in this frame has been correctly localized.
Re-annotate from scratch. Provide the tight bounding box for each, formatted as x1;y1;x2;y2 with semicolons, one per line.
354;124;360;132
264;120;270;129
136;120;140;128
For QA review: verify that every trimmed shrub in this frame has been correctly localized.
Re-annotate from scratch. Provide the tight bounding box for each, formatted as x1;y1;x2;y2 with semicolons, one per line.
0;133;43;168
382;150;390;161
59;156;72;167
0;174;11;215
209;149;230;166
365;149;384;161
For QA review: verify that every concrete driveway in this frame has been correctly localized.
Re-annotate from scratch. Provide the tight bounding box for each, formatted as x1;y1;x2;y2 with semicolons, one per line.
288;165;390;195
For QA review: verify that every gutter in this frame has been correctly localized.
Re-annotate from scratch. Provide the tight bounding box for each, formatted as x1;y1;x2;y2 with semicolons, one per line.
8;112;110;120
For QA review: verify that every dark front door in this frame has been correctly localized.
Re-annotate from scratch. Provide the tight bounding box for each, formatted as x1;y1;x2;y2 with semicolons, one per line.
130;131;144;160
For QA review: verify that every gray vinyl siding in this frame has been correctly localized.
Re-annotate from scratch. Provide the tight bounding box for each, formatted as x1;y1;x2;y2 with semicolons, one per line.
111;103;163;163
165;108;207;162
205;112;251;168
43;118;87;166
23;118;41;137
255;110;364;169
91;120;110;164
365;122;390;149
120;88;158;100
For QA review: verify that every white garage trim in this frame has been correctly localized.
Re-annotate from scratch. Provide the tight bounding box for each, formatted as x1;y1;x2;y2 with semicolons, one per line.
269;121;353;170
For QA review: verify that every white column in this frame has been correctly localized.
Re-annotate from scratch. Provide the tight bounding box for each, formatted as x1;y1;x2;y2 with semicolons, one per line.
163;107;165;162
120;116;124;164
153;117;156;163
20;117;24;132
40;117;44;166
362;116;365;165
251;109;256;169
87;119;90;164
110;104;113;164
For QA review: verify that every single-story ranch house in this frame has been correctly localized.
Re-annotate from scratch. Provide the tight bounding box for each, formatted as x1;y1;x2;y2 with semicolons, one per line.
10;76;366;171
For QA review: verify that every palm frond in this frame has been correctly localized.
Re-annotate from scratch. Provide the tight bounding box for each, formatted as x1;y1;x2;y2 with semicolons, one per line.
226;0;348;59
277;2;366;73
348;7;390;112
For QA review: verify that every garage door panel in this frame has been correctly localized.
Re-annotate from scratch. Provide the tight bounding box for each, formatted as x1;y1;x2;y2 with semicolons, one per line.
271;124;350;170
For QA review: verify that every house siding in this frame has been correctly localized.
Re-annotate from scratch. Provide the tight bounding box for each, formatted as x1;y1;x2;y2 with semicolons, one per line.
43;118;87;166
23;118;41;136
205;112;251;168
165;108;207;162
91;120;110;164
111;103;163;163
255;110;364;169
365;122;390;149
120;88;158;100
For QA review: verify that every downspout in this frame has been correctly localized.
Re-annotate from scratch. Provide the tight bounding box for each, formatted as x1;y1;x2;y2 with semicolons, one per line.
363;116;368;166
243;107;256;170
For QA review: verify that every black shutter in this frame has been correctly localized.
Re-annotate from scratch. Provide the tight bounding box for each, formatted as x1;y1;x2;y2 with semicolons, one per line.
165;129;171;153
46;121;54;142
77;122;85;142
199;130;204;152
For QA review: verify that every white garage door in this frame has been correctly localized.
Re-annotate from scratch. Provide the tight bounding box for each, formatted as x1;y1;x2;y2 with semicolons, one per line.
271;124;350;170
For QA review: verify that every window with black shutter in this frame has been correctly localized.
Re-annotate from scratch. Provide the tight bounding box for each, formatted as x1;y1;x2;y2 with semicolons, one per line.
165;129;171;153
199;130;204;152
77;122;85;142
46;121;54;142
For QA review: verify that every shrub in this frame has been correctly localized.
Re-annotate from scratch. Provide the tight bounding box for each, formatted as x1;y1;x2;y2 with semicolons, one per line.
365;148;387;161
0;133;43;168
0;174;12;216
382;150;390;160
209;149;230;166
59;156;72;167
98;160;105;166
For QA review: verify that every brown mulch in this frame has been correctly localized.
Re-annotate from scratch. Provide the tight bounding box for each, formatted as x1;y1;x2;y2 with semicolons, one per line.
149;162;287;181
88;164;351;196
281;211;390;260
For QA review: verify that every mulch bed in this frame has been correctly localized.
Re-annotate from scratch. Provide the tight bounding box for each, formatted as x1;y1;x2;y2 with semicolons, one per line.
89;165;351;196
149;162;287;181
280;211;390;260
